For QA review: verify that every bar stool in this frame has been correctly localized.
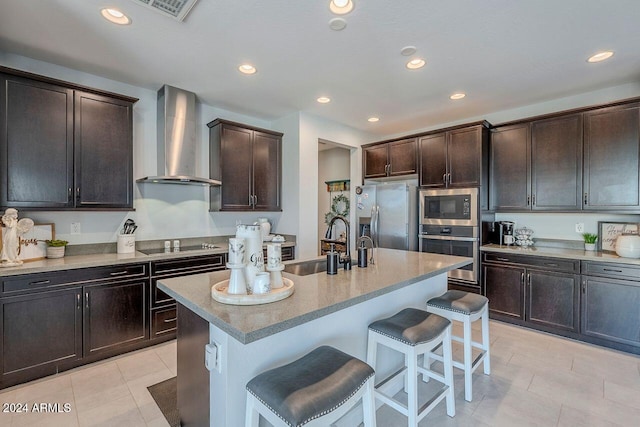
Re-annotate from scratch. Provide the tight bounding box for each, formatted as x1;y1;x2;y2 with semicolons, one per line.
426;290;490;402
245;345;376;427
366;308;455;426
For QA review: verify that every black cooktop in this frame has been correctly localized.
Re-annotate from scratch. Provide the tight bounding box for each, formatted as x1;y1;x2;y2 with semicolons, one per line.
138;245;219;255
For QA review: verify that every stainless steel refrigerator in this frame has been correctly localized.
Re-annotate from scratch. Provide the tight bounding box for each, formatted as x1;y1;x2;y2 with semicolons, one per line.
355;182;418;251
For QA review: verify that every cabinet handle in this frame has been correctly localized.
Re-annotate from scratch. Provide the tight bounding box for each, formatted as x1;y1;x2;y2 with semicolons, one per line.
163;317;177;323
603;268;623;273
527;273;531;284
584;193;588;205
77;293;81;310
254;195;258;206
496;257;510;262
544;263;559;267
532;194;535;205
527;195;530;206
109;270;129;276
76;187;81;202
85;292;89;309
68;187;73;202
443;173;447;184
447;173;451;185
30;279;50;286
521;272;525;285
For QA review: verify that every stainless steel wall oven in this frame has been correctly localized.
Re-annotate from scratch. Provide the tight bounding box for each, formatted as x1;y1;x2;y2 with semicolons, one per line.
419;188;479;283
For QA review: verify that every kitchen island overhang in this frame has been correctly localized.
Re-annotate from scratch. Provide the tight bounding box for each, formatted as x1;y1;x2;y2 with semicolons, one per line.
158;248;472;426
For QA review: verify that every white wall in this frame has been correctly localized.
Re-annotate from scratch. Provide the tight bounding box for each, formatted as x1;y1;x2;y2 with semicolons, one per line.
318;147;351;254
296;113;373;259
378;81;640;142
4;52;640;250
1;53;281;244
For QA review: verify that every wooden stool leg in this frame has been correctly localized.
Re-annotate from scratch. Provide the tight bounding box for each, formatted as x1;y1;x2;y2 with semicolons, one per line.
442;327;456;417
463;318;473;402
481;308;491;375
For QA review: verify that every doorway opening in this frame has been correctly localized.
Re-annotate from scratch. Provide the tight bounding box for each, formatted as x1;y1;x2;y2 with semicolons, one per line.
318;139;352;255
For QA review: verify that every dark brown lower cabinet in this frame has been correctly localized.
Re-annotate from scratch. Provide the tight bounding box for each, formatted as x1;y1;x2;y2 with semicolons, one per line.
483;253;580;333
483;253;640;355
84;279;148;358
582;272;640;349
0;287;82;387
0;263;149;389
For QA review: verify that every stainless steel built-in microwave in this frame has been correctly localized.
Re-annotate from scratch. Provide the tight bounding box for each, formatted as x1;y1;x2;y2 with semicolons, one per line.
419;188;478;226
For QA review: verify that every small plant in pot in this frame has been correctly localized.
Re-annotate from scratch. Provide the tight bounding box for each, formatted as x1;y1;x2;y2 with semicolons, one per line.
582;233;598;251
45;239;68;259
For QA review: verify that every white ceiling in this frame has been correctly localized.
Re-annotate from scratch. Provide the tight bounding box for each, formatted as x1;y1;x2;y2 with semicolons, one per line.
1;0;640;136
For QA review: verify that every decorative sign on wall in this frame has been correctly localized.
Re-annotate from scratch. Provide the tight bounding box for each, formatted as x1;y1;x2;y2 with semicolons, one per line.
597;221;639;253
0;223;54;262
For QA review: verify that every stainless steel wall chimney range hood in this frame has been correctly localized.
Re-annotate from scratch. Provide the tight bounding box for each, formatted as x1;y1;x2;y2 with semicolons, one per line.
137;85;221;186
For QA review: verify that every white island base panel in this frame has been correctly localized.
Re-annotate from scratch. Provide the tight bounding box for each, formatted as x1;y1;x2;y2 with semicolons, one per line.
208;273;447;427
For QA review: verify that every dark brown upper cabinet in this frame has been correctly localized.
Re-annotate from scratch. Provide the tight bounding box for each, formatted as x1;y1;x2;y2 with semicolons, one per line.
490;116;583;212
583;103;640;211
0;68;136;210
362;138;417;180
531;114;583;211
489;123;531;211
490;100;640;212
419;124;489;189
209;119;283;211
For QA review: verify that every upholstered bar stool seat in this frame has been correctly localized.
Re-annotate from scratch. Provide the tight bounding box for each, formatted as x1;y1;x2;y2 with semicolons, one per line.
367;308;455;426
426;290;491;402
245;345;376;427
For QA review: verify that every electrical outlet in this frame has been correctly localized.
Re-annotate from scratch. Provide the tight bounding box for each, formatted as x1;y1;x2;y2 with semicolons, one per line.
71;222;81;234
575;223;584;233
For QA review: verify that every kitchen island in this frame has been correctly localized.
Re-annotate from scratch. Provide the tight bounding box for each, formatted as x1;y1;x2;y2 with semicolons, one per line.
158;248;471;427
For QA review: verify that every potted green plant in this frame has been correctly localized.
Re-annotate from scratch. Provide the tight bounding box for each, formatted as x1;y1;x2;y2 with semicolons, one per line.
582;233;598;251
45;239;69;259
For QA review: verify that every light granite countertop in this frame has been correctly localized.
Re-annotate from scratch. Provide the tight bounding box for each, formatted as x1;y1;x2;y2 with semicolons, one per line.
0;240;295;277
481;243;640;266
157;248;472;344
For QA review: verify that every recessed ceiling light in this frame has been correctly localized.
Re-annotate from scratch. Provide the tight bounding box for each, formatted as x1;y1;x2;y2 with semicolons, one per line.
367;117;379;123
317;97;331;104
238;64;257;75
329;0;354;15
100;8;131;25
587;51;614;63
450;93;466;100
406;58;426;70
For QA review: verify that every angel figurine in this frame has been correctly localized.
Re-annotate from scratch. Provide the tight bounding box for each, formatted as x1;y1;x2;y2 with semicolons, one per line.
1;208;34;267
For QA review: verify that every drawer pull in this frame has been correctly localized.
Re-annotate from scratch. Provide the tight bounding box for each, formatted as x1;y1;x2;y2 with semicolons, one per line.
496;257;510;262
109;270;130;276
30;280;51;286
603;268;623;273
163;317;177;323
545;263;559;267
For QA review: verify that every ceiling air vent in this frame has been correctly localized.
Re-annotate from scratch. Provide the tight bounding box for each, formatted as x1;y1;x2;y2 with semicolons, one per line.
132;0;199;21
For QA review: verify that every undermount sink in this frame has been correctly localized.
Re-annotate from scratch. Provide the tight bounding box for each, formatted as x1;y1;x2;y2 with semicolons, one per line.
283;258;356;276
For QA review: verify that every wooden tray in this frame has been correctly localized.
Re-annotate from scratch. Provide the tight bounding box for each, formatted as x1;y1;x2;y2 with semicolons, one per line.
211;278;294;305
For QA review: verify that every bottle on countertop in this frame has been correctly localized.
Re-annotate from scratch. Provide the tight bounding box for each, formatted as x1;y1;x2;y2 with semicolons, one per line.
327;243;339;275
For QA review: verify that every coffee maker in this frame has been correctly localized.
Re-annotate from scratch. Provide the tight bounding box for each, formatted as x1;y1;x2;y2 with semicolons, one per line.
500;221;515;245
485;221;515;245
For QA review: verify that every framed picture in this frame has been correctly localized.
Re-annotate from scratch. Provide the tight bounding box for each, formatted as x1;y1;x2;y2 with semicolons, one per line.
597;221;639;253
0;223;55;262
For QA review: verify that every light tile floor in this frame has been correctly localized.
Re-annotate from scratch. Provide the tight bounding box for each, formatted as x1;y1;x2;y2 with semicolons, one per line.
0;320;638;426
